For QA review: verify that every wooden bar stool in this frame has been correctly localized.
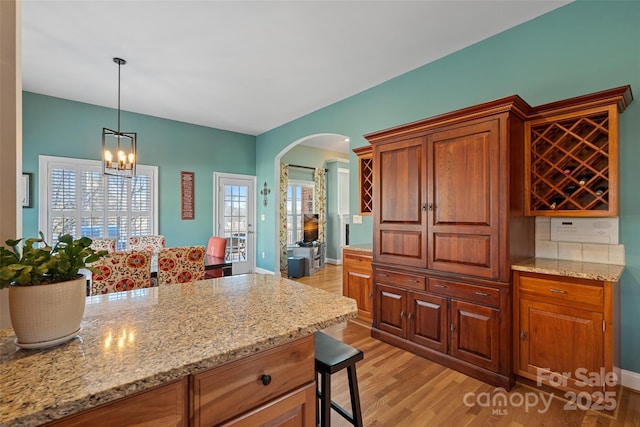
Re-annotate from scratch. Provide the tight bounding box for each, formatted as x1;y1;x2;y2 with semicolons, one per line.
314;331;364;427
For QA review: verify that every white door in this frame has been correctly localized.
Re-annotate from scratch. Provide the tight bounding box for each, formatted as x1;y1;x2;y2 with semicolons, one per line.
215;173;256;275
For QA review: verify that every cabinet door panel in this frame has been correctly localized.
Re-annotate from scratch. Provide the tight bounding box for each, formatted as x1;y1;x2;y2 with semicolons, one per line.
47;379;187;427
432;130;492;225
519;299;604;392
374;137;428;267
378;229;424;262
375;284;406;337
431;233;492;271
345;271;373;317
450;299;500;371
221;383;315;427
408;291;447;353
428;120;500;279
377;139;424;224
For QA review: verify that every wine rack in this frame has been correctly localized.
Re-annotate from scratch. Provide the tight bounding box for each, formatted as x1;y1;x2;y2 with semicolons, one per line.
525;85;634;217
527;106;616;216
354;145;373;215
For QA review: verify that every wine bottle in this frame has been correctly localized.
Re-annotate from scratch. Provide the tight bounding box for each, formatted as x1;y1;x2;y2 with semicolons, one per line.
564;184;577;196
594;185;607;196
563;165;575;175
549;195;564;209
578;173;593;186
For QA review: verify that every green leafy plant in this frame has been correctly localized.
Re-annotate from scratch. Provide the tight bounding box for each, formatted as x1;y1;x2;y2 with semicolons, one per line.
0;232;106;288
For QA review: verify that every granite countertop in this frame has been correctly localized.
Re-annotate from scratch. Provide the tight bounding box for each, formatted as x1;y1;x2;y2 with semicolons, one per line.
0;274;357;426
512;258;624;282
342;244;373;253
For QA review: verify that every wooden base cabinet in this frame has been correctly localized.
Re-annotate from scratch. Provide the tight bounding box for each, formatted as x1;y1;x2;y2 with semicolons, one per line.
372;268;511;388
513;271;620;400
46;379;188;427
192;335;315;427
342;249;373;322
366;95;535;390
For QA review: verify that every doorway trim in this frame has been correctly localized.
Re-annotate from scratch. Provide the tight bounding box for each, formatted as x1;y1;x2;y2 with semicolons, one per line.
214;172;257;274
272;133;349;274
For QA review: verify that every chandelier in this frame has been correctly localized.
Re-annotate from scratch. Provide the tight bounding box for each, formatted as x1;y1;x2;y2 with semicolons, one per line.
102;57;136;177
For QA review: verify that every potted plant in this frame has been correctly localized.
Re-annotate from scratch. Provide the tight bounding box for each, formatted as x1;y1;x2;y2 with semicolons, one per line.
0;233;106;349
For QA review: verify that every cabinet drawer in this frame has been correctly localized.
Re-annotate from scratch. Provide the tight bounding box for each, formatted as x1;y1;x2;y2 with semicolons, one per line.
428;278;500;306
518;274;603;307
375;269;425;290
344;253;372;271
192;335;314;427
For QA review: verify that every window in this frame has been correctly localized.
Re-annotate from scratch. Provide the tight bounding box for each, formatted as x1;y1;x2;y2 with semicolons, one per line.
286;180;314;244
39;155;158;250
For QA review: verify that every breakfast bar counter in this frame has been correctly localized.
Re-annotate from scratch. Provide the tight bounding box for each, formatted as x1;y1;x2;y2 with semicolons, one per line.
0;274;358;426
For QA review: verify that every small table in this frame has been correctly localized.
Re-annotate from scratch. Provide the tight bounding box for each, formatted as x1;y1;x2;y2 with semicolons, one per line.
205;255;232;277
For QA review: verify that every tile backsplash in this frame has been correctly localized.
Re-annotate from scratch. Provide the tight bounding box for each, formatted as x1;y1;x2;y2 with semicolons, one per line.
535;217;625;265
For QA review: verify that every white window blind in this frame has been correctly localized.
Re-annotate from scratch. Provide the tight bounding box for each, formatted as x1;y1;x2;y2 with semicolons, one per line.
39;156;158;251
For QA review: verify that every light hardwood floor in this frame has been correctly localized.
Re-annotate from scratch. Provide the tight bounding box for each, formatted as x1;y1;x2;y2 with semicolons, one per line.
290;264;640;427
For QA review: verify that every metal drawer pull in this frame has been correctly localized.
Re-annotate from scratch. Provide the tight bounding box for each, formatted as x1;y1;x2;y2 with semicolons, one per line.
407;312;413;320
379;273;389;277
400;310;405;319
434;284;447;289
520;331;526;341
475;291;490;297
549;288;567;294
407;279;419;283
261;374;272;386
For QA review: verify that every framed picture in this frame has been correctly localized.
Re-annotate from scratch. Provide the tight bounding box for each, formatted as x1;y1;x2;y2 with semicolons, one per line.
22;173;33;208
180;171;194;220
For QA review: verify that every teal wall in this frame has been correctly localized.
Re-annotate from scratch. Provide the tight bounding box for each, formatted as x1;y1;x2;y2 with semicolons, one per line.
255;1;640;372
22;92;256;249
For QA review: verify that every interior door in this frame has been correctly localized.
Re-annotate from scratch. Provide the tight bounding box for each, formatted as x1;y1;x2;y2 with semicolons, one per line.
215;173;256;275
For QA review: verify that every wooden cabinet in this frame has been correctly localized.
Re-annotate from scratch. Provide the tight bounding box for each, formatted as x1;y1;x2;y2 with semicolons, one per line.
373;269;509;386
427;118;502;279
374;137;427;268
449;299;500;372
370;110;526;282
46;379;188;427
50;336;315;427
367;95;534;389
342;248;373;322
220;384;315;427
525;86;632;216
353;145;373;215
513;271;619;398
192;335;315;427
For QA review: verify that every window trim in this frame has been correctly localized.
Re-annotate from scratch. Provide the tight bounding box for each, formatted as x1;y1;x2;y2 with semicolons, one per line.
286;179;314;246
38;155;158;245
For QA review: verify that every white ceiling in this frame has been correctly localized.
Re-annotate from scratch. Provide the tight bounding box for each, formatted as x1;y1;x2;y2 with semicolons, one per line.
21;0;571;150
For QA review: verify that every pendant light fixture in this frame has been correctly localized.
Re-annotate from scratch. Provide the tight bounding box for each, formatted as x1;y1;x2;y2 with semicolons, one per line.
102;57;136;177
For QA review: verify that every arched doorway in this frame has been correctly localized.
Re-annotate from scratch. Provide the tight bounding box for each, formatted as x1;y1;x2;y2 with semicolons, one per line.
272;133;350;274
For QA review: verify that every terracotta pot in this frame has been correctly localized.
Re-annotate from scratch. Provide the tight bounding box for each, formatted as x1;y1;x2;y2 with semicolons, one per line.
9;275;86;348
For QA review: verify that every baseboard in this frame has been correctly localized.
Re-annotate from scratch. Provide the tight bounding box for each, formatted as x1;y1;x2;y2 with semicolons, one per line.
254;267;274;275
621;369;640;392
325;258;341;265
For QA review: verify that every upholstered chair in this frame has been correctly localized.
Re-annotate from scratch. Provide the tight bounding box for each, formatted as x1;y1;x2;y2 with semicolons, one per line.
206;236;227;258
157;246;205;285
90;237;116;253
128;235;165;273
128;235;165;252
90;250;152;295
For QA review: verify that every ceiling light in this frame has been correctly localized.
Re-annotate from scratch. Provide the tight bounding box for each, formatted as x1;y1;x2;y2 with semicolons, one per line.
102;57;136;177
